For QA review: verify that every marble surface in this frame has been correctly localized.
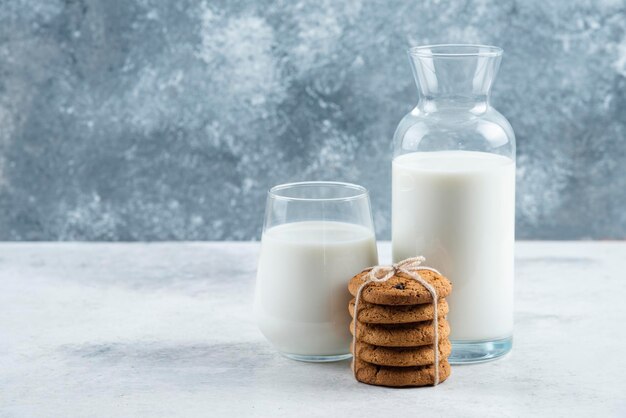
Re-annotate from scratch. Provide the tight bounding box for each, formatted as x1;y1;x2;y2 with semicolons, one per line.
1;1;625;241
1;242;625;417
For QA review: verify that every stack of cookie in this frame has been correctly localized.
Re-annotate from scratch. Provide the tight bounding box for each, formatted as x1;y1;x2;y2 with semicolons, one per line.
348;268;453;387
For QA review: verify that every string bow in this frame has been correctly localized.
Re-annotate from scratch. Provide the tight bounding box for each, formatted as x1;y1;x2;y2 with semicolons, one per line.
352;256;441;386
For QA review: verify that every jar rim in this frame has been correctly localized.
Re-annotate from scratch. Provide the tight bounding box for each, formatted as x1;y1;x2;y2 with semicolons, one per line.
408;44;503;58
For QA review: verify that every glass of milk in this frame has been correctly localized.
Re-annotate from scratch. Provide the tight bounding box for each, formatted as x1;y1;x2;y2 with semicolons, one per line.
254;182;378;362
392;45;516;363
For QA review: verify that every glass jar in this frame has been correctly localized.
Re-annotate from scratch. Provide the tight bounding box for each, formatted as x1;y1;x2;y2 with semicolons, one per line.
392;45;516;363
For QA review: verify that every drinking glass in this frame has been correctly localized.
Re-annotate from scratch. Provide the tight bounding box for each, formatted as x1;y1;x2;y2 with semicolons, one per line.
254;181;378;362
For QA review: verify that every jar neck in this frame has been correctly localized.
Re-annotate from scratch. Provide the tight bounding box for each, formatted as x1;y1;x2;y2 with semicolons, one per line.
408;45;502;114
419;95;490;113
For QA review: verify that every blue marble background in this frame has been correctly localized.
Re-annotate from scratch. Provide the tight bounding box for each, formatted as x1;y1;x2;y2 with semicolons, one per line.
0;0;624;240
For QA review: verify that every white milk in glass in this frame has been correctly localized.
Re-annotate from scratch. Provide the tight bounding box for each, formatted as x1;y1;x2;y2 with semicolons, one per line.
254;221;378;356
392;151;515;341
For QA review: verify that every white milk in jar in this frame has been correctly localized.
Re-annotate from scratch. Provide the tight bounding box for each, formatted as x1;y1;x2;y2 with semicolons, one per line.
392;150;515;341
254;221;378;356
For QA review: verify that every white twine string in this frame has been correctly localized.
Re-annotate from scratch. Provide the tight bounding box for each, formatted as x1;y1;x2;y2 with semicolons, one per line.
352;256;442;386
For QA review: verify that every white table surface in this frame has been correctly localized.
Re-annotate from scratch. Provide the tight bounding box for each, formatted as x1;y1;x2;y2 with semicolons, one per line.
1;242;625;417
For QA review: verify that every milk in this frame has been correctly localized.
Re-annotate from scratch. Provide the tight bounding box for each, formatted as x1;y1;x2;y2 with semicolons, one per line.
392;151;515;341
254;221;378;356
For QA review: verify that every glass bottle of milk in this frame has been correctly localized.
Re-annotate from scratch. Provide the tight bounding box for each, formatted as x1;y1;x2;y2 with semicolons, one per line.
392;45;515;363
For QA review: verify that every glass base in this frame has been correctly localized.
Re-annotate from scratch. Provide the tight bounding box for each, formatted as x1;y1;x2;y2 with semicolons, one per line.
281;352;352;363
449;336;512;364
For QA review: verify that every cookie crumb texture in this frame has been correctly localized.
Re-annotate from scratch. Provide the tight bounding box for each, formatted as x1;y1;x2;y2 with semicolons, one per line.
350;319;450;347
349;298;449;324
352;340;451;367
354;359;451;387
348;269;452;305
